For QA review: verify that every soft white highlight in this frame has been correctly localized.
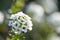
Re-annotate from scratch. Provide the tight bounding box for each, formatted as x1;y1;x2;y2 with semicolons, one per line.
37;0;58;14
26;2;45;23
0;11;4;24
47;12;60;26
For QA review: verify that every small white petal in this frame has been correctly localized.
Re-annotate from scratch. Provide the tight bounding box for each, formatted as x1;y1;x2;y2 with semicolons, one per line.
21;25;27;33
28;26;32;30
8;21;13;26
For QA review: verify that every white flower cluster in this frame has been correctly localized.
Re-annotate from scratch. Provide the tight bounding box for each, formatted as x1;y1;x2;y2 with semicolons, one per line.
8;12;33;34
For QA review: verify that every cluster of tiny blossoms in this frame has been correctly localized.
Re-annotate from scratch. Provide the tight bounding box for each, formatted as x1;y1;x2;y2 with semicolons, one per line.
8;12;33;35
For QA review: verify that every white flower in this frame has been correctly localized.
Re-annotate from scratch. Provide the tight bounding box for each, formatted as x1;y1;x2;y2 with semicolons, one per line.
12;21;20;30
27;20;33;30
25;15;31;20
14;29;21;34
15;12;25;16
8;11;33;34
10;14;17;20
21;25;27;33
8;21;13;26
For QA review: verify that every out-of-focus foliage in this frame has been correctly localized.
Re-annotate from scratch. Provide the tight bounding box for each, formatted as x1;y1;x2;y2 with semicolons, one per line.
9;0;25;14
0;0;14;10
25;21;55;40
0;0;58;40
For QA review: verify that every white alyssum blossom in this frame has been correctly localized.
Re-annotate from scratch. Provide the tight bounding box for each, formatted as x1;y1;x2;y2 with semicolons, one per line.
8;12;33;35
21;25;28;33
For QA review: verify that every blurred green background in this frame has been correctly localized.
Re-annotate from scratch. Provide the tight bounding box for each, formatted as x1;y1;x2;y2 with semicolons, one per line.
0;0;59;40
